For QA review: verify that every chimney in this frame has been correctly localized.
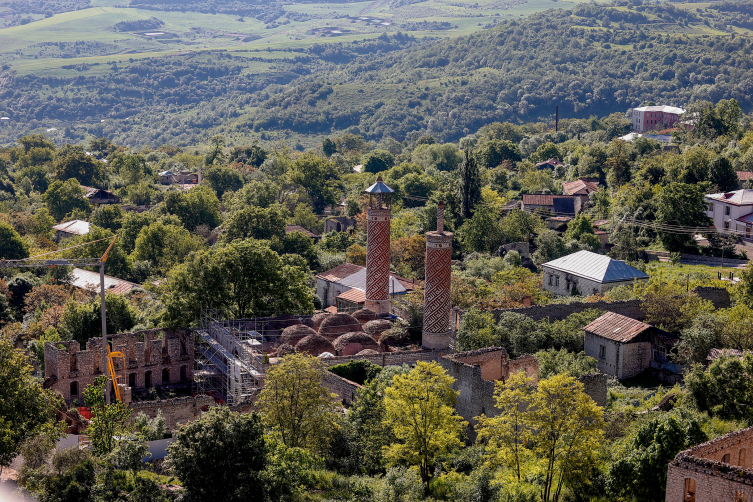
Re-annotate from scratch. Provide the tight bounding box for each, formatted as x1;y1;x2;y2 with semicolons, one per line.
364;175;394;315
422;202;453;350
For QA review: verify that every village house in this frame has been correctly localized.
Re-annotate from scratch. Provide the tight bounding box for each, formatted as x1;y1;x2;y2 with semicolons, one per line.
315;263;413;309
541;250;649;296
521;194;583;216
737;171;753;189
704;188;753;238
285;224;320;241
562;178;599;197
324;216;356;234
67;268;141;295
535;158;564;169
80;186;120;205
584;311;680;381
631;105;685;133
53;220;90;242
159;170;200;185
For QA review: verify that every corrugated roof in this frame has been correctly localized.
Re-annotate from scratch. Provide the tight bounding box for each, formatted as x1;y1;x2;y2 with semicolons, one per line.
522;194;556;205
736;212;753;224
68;268;140;295
337;288;366;304
338;268;407;294
706;189;753;206
543;250;649;283
563;179;599;195
584;312;651;342
52;220;90;236
316;263;365;283
635;105;685;114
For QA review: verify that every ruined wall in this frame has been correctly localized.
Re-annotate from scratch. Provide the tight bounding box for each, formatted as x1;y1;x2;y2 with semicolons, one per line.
323;371;363;407
576;373;608;408
439;352;499;439
320;350;445;368
129;395;215;430
44;328;194;402
665;426;753;502
464;287;730;323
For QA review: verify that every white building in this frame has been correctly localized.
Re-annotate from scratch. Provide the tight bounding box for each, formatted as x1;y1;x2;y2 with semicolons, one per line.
705;189;753;238
315;263;411;309
541;250;649;296
52;220;90;242
631;105;685;133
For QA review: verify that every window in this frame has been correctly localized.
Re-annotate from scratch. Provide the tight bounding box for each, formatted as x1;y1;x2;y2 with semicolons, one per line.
708;203;714;212
180;365;187;381
726;206;731;216
683;478;696;502
566;279;571;290
599;345;606;359
555;276;559;287
723;453;731;464
162;368;170;385
548;275;552;286
144;371;152;388
70;381;78;396
740;448;747;468
128;373;136;388
725;221;730;229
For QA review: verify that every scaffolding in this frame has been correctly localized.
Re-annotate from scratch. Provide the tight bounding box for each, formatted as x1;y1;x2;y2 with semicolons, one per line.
194;309;266;406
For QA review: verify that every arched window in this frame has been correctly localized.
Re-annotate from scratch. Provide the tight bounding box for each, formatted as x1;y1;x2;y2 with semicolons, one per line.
144;370;152;388
70;381;78;397
683;478;696;502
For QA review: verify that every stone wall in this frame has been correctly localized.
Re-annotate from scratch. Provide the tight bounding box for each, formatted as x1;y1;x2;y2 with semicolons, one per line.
323;371;363;407
320;350;445;368
666;426;753;502
44;328;194;403
620;341;651;380
576;373;608;408
462;287;730;323
129;395;215;430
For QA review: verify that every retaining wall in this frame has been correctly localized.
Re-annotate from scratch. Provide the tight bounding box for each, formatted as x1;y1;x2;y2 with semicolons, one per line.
129;395;215;430
323;371;363;407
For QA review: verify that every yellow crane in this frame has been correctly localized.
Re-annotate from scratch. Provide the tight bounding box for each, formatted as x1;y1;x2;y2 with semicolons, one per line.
106;345;126;403
1;235;121;403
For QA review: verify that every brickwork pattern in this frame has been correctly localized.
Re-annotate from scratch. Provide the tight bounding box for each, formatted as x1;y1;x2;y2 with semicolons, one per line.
666;426;753;502
423;231;453;337
44;328;194;402
366;207;391;305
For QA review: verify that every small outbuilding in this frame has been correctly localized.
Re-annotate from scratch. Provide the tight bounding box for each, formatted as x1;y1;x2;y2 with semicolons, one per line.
53;220;90;242
541;250;649;296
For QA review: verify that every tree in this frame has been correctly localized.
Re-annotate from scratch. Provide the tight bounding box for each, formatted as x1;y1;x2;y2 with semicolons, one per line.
476;371;533;481
527;374;604;502
608;416;703;502
132;221;205;275
161;239;315;325
43;179;92;221
162;185;221;232
204;134;227;166
109;153;151;187
59;294;137;347
167;407;267;502
412;143;463;172
89;205;124;232
459;205;503;254
382;361;467;485
111;435;150;476
62;226;131;280
202;165;243;197
500;209;541;244
322;138;337;157
535;348;597;379
0;220;30;259
708;155;738;193
257;353;338;452
459;149;481;219
346;243;367;266
532;230;567;266
654;182;711;252
222;204;287;243
51;144;107;187
287;152;341;214
475;139;521;168
229;143;267;168
685;355;753;422
274;231;320;271
0;336;62;476
563;214;601;252
83;376;132;456
362;149;395;173
457;306;497;351
227;180;280;211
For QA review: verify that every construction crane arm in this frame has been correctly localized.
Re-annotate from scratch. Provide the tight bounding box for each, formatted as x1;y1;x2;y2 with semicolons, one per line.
106;346;126;403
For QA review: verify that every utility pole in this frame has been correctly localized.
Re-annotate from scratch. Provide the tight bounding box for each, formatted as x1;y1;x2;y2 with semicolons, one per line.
1;236;118;404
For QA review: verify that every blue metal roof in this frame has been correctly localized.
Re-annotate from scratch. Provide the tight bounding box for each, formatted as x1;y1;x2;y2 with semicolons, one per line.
365;176;394;194
543;250;649;284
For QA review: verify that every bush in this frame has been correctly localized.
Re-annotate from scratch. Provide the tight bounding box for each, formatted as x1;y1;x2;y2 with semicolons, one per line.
329;360;383;385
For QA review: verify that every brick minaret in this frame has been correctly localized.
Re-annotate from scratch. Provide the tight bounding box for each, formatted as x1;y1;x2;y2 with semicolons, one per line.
423;201;453;350
364;175;394;314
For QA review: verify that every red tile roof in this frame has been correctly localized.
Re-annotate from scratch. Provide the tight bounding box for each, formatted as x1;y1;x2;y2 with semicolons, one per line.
522;194;556;206
337;288;366;304
584;312;652;342
535;158;564;168
562;179;599;196
738;171;753;181
316;263;365;283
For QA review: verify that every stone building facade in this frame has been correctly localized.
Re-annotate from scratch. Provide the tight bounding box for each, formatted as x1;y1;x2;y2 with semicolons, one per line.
44;328;194;403
423;202;453;350
666;426;753;502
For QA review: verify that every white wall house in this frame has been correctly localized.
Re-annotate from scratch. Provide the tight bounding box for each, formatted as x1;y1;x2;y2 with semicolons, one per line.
631;105;685;133
705;189;753;239
541;250;649;296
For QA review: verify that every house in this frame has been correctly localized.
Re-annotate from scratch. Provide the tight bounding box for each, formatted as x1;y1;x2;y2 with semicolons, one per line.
53;220;90;242
80;186;120;205
737;171;753;189
704;189;753;238
541;250;649;296
315;263;412;309
160;170;200;185
324;216;356;234
562;178;599;197
584;311;680;380
67;267;141;295
521;194;582;215
159;171;176;184
631;105;685;133
285;225;320;241
535;158;564;170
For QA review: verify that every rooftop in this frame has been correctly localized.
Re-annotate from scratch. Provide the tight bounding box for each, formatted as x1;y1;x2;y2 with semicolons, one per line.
316;263;365;283
737;171;753;181
584;312;652;342
535;158;564;168
52;220;90;236
285;225;319;239
706;189;753;206
68;268;140;295
543;250;649;284
562;179;599;196
336;288;366;304
634;105;685;114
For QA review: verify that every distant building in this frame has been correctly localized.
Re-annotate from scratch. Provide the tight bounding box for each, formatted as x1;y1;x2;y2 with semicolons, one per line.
285;225;320;241
631;105;685;133
704;189;753;239
521;194;583;216
535;158;564;169
159;170;199;185
324;216;356;234
737;171;753;189
67;268;141;295
80;186;120;205
541;250;649;296
562;179;599;197
584;311;679;380
315;263;412;309
53;220;90;242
